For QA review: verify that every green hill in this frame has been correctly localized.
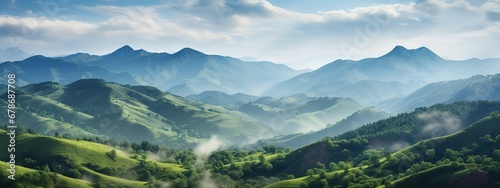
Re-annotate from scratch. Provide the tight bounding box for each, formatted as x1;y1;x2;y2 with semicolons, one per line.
264;112;500;188
0;131;186;188
1;79;273;148
335;100;500;150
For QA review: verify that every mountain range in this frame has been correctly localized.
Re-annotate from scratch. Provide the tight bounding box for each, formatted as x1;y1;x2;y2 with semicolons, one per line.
58;45;306;96
2;45;499;107
264;46;500;105
380;73;500;112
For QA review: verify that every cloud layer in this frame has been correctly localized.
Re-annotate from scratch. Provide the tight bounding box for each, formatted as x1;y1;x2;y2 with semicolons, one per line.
0;0;499;69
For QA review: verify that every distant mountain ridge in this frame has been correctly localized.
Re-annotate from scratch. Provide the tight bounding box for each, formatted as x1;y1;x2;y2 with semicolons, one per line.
187;91;259;107
58;45;306;96
380;73;500;112
264;46;500;104
0;55;138;86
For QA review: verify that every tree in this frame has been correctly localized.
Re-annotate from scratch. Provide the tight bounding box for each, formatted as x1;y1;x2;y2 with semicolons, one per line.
258;154;266;164
306;169;314;177
319;169;327;178
54;132;59;137
493;150;500;159
107;149;117;161
315;162;326;170
425;149;435;159
495;135;500;143
329;162;340;171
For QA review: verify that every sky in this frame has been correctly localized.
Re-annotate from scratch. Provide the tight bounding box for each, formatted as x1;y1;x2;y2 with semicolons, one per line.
0;0;499;70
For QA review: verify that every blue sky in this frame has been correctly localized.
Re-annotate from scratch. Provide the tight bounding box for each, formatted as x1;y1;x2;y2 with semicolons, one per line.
0;0;499;69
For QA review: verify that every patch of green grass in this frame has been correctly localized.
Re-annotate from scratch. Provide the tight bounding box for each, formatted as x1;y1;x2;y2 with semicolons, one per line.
0;161;93;188
80;166;147;188
264;176;308;188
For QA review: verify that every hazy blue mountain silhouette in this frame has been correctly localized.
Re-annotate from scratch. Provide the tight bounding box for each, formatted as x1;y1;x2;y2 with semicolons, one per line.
0;47;31;62
0;55;137;86
379;73;500;113
59;45;305;96
264;46;500;104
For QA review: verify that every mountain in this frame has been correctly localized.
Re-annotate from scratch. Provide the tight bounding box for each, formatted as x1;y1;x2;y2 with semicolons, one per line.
0;47;31;62
0;55;138;87
262;107;390;149
58;45;306;96
187;91;259;107
380;74;500;113
264;46;500;104
0;79;273;148
238;97;364;134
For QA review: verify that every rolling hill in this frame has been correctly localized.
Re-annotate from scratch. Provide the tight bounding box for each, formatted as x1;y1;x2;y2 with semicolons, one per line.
0;130;186;188
0;79;273;148
262;105;500;188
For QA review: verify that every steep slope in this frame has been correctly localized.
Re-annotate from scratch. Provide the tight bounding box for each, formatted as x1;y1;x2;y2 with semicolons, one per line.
1;79;273;148
380;74;500;113
264;46;500;104
59;45;305;96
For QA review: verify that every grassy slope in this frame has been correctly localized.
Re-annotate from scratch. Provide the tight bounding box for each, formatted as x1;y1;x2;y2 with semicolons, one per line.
0;162;93;188
0;132;185;187
13;79;272;147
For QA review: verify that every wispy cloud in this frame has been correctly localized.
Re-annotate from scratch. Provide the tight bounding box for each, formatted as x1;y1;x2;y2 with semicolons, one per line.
418;111;462;137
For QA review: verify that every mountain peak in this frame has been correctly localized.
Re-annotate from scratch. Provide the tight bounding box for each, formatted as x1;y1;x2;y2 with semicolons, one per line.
173;47;205;57
385;45;409;56
110;45;135;56
382;45;442;61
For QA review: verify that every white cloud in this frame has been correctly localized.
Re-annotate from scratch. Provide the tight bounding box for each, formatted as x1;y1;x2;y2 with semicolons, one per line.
418;111;462;137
